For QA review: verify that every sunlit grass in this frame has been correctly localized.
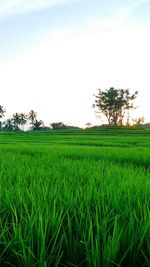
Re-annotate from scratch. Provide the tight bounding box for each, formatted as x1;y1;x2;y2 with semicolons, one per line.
0;129;150;266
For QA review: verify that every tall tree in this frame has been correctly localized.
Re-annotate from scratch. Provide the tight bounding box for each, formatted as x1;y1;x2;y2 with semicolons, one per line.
19;113;27;130
93;87;138;126
0;105;6;129
12;113;27;131
28;110;37;126
13;113;21;130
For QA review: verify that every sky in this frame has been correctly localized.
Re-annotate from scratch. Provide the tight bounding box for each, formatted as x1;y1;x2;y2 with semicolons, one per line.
0;0;150;127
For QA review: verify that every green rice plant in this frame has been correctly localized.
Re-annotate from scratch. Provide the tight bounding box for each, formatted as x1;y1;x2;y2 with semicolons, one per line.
0;130;150;266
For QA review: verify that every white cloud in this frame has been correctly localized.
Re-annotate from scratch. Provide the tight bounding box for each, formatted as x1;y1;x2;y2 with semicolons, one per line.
86;0;149;31
0;0;79;18
119;0;149;18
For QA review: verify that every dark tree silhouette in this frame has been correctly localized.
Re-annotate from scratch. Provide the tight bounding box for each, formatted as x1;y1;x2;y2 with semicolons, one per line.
0;105;6;129
50;122;66;129
28;110;37;126
2;118;15;131
13;113;21;130
32;119;43;130
19;113;27;130
12;113;27;130
93;87;138;126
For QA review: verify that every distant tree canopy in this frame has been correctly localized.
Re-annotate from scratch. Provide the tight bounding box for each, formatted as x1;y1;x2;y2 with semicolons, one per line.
93;87;138;126
50;122;66;130
32;119;43;130
133;116;144;127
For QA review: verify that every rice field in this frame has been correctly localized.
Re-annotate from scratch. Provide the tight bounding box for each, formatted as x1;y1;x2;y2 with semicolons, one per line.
0;128;150;267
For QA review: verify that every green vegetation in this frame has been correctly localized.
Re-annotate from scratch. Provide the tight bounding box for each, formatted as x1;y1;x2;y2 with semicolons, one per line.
93;87;138;126
0;87;143;131
1;128;150;267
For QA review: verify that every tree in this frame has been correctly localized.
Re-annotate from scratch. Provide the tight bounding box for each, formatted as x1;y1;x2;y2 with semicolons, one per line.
2;118;15;131
19;113;27;130
85;122;92;128
13;113;20;128
133;116;144;127
32;119;43;130
93;87;138;126
50;122;66;129
12;113;27;131
13;112;23;130
0;105;6;129
28;110;37;126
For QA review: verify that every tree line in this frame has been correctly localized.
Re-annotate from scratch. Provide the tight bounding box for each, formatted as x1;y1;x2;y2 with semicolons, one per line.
0;109;42;131
0;87;145;131
0;109;78;131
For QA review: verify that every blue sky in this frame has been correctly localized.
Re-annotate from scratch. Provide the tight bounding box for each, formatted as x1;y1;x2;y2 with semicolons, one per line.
0;0;150;126
0;0;123;60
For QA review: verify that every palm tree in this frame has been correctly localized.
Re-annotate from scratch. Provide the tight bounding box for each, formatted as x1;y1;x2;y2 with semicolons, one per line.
0;105;6;129
28;110;37;126
32;119;43;130
20;113;27;131
13;113;21;130
2;118;15;131
13;113;28;131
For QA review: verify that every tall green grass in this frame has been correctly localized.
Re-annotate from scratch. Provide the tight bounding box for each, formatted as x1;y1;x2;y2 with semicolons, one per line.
0;130;150;266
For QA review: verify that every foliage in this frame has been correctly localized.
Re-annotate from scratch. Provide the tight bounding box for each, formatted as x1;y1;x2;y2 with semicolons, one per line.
142;122;150;128
28;110;37;125
133;116;144;126
0;130;150;266
2;118;15;131
2;110;39;131
19;113;27;127
0;105;6;119
50;122;66;129
32;119;43;130
94;87;138;126
85;122;92;128
0;105;6;129
12;112;27;130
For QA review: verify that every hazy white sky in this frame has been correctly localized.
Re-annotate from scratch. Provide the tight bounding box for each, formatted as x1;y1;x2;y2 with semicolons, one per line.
0;0;150;127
